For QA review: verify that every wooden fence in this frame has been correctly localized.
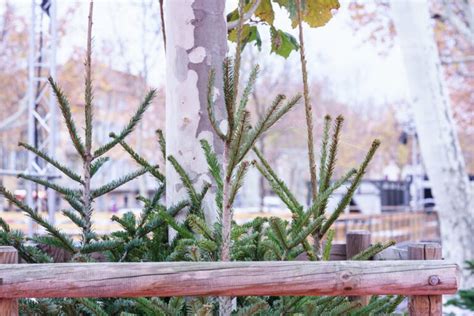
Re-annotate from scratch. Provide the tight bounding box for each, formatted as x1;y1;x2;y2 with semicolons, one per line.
333;211;440;243
0;230;459;316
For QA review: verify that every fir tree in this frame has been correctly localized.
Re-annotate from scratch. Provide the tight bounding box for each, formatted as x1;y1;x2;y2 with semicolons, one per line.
0;1;406;315
0;1;156;261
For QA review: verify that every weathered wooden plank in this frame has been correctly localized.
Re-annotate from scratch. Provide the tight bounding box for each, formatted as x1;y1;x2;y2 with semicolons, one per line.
329;243;347;260
0;261;459;298
0;246;18;316
374;242;409;260
346;230;371;306
408;243;442;316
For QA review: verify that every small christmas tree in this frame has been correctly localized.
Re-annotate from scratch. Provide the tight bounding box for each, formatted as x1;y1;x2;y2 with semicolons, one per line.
0;1;405;315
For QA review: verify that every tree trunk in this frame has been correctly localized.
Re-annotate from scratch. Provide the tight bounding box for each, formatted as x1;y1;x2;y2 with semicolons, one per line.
164;0;227;227
391;0;473;288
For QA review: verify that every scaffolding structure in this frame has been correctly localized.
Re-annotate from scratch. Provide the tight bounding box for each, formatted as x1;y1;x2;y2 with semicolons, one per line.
27;0;58;228
0;0;58;235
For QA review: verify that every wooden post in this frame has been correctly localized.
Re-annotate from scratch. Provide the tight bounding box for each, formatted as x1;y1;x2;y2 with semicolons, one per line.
408;242;442;316
346;230;371;306
0;246;18;316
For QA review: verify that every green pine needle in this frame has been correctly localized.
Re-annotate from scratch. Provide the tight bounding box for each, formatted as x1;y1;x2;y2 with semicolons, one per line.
156;129;166;161
48;77;86;158
91;167;148;198
17;174;80;198
229;161;249;206
90;157;110;177
19;142;83;184
207;69;226;141
111;133;164;181
93;89;156;158
167;155;200;206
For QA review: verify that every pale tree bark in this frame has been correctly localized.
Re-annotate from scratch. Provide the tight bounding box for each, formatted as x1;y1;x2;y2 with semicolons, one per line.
391;0;474;288
164;1;226;226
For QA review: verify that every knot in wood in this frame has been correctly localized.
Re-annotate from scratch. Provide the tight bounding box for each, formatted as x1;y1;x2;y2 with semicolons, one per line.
428;275;440;286
339;270;361;292
341;272;352;281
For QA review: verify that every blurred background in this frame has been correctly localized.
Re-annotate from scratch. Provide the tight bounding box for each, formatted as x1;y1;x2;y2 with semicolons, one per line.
0;0;472;242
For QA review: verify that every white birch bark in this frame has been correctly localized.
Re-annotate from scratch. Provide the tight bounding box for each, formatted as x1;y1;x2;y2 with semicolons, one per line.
164;1;227;227
391;0;474;288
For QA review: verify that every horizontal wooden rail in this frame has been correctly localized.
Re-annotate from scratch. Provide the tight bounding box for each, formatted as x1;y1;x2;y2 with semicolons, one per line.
0;261;459;298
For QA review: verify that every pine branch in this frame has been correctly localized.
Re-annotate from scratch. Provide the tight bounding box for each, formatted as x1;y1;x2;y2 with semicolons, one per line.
384;295;405;314
134;297;169;316
223;57;235;134
269;217;290;250
156;129;166;161
239;94;300;161
234;65;259;124
227;110;250;178
111;133;164;181
229;161;249;206
253;161;302;217
19;142;83;184
84;0;94;155
318;115;331;192
138;201;188;238
200;139;223;194
111;213;136;235
17;174;80;198
137;184;165;229
29;235;74;253
159;209;193;240
167;155;199;205
77;298;108;316
351;296;392;316
315;167;357;217
320;115;343;194
329;301;360;315
93;89;156;158
0;220;52;263
188;214;215;241
253;147;302;211
91;167;148;198
48;77;86;158
81;240;121;254
207;69;226;140
322;229;334;261
351;240;395;260
319;140;380;236
0;186;76;253
199;181;211;201
62;209;87;229
64;194;86;217
90;157;109;177
292;168;356;234
287;215;324;249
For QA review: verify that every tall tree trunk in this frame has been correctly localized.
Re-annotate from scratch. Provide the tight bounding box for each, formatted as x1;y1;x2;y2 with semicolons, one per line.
164;1;227;225
391;0;473;288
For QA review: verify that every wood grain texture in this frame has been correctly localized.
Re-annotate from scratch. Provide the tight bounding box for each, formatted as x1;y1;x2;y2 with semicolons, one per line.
0;247;18;316
408;243;442;316
0;261;459;299
346;231;371;259
346;231;371;306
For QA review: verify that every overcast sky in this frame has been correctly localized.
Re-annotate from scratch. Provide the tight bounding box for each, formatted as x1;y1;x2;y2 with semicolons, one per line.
9;0;409;109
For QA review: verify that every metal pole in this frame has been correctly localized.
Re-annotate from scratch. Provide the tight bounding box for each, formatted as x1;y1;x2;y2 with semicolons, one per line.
26;0;37;237
47;0;58;224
